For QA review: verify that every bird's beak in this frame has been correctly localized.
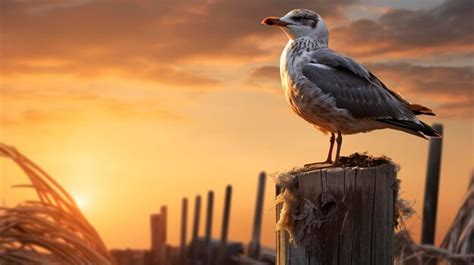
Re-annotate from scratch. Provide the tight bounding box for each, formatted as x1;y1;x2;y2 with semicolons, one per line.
261;16;290;27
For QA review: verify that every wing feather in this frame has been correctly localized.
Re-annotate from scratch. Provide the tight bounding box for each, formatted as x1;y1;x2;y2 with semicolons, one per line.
302;64;414;120
303;49;416;121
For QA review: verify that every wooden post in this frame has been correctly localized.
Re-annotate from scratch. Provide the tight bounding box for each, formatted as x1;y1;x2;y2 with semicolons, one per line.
150;206;167;265
421;124;443;245
204;191;214;265
151;214;161;265
160;206;167;265
216;185;232;265
191;195;202;263
276;164;397;265
248;172;266;259
180;198;188;265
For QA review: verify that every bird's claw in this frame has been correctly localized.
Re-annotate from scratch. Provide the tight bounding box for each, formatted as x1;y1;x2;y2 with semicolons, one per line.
304;161;335;169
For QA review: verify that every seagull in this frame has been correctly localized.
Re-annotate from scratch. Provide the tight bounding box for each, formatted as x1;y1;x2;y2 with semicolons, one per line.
262;9;441;165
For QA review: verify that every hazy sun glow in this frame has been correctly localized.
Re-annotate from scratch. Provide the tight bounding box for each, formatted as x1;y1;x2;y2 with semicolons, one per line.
72;194;87;210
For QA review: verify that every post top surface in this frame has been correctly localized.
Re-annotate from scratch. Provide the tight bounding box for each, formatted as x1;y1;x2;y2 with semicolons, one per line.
288;153;398;175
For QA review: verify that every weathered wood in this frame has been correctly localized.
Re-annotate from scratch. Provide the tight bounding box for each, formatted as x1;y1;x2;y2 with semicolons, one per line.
191;195;202;262
179;198;188;265
421;123;443;245
150;207;167;265
204;191;214;265
276;163;397;265
216;185;232;265
248;171;266;259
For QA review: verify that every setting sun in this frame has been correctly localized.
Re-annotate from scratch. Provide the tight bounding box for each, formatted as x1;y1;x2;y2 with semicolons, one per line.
72;194;87;210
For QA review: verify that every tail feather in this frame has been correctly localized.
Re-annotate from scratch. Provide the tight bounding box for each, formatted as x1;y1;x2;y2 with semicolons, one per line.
378;119;442;139
418;120;442;137
410;104;436;116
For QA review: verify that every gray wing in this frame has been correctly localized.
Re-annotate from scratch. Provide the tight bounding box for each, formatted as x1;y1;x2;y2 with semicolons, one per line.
303;48;415;121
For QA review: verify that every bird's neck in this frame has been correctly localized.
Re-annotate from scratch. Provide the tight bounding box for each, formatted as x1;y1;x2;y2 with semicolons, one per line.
280;37;323;95
281;37;322;73
285;37;325;58
297;36;327;48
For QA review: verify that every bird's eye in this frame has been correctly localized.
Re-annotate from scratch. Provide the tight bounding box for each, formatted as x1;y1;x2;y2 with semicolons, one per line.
293;15;305;21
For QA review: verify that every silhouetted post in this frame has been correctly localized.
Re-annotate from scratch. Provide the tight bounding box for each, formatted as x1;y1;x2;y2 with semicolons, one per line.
151;214;161;265
180;198;188;265
160;206;167;265
204;191;214;265
276;163;397;265
248;172;266;259
191;195;202;263
150;206;167;265
421;124;443;246
216;185;232;265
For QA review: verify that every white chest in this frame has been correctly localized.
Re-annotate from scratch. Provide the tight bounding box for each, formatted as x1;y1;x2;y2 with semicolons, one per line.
279;40;312;98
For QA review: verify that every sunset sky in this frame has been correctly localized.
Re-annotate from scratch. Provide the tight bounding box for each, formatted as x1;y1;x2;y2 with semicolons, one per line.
1;0;473;250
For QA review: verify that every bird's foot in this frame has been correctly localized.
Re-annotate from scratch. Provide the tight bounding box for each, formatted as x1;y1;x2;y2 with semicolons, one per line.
304;160;334;169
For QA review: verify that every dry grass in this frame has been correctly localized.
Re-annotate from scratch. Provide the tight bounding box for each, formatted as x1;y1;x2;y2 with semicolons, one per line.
394;230;474;265
0;143;115;265
394;172;474;265
440;171;473;254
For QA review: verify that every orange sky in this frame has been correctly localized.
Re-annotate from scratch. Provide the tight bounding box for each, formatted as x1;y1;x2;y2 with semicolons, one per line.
1;0;473;250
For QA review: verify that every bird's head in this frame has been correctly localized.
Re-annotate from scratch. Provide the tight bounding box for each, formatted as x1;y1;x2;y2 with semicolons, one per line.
262;9;328;46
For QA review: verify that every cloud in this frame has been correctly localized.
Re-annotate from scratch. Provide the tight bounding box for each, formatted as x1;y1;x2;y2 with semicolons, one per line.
3;0;472;122
437;101;473;118
369;63;473;118
1;94;183;128
247;63;473;118
330;0;474;61
246;66;280;92
2;0;357;85
249;66;280;81
369;63;473;97
1;79;185;128
2;60;219;88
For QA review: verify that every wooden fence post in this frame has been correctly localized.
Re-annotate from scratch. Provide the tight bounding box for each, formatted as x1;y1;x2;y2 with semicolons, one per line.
216;185;232;265
160;206;167;265
151;214;161;265
204;191;214;265
180;198;188;265
276;163;397;265
191;195;202;263
421;124;443;245
248;171;266;259
150;206;167;265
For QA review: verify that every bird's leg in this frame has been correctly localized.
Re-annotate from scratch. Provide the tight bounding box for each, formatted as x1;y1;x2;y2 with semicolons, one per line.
334;131;343;163
325;133;335;163
304;133;335;167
